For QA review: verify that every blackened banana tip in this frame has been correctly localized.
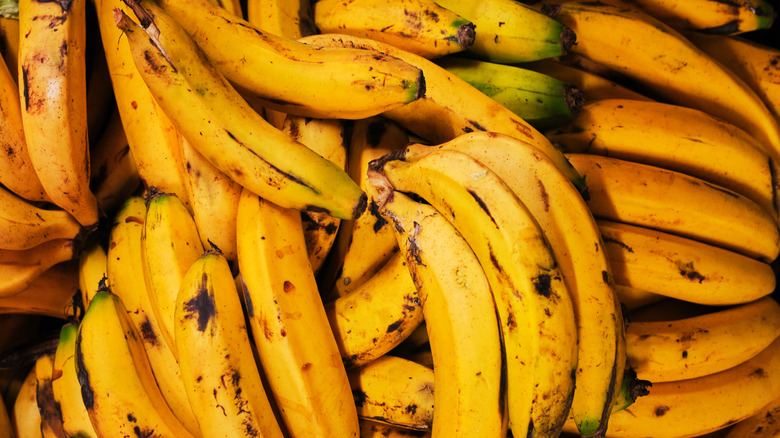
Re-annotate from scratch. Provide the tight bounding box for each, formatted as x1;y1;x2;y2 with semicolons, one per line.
457;22;477;49
353;192;368;219
415;70;427;100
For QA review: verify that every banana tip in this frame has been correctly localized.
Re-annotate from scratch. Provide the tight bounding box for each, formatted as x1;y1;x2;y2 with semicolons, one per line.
457;22;476;49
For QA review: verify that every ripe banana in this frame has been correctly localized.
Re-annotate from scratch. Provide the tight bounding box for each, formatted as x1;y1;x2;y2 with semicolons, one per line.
35;352;66;437
153;0;425;120
568;153;780;262
175;249;284;438
236;189;359;437
52;323;97;438
299;33;589;196
246;0;316;40
542;1;780;164
0;184;83;251
117;2;367;220
0;239;75;298
434;0;575;63
379;190;505;437
548;98;776;216
0;262;78;319
598;219;777;306
371;149;578;438
725;392;780;438
18;0;97;227
436;56;584;130
75;290;196;438
326;251;423;368
313;0;476;59
626;296;780;382
606;336;780;437
12;357;42;438
77;225;106;308
106;196;201;435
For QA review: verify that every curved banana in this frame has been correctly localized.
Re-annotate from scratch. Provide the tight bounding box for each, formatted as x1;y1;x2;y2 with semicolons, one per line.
0;239;75;298
75;290;196;438
246;0;317;40
725;392;780;438
12;358;42;438
568;153;780;262
326;251;423;368
175;249;284;438
52;323;97;438
548;98;776;216
371;149;578;438
299;33;589;196
313;0;475;59
434;0;575;63
379;190;505;437
35;352;66;437
606;336;780;437
116;3;367;220
152;0;425;120
0;263;78;319
107;196;201;436
599;219;777;306
626;296;780;383
18;0;97;227
0;184;83;251
542;1;780;164
77;240;107;310
348;355;435;431
437;56;584;130
236;188;359;437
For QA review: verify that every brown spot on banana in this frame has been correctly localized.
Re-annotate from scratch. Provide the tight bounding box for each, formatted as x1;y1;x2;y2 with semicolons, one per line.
183;272;216;332
138;316;157;345
654;405;670;416
456;22;476;48
36;374;67;436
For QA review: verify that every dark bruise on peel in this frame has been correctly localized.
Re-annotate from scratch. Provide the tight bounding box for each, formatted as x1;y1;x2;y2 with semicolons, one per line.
699;20;740;34
602;235;633;253
75;332;94;410
369;201;389;232
139;316;157;345
533;273;553;298
21;66;30;111
37;375;66;436
183;272;217;332
468;190;497;227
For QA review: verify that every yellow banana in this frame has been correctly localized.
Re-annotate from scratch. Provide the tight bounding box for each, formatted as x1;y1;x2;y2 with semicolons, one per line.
34;352;65;438
300;32;589;196
51;322;97;438
0;239;75;298
0;184;83;251
725;392;780;438
379;190;505;437
606;336;780;437
599;219;777;306
626;296;780;383
236;189;359;437
313;0;475;59
0;262;78;319
175;249;284;438
348;355;435;432
75;289;196;438
0;16;19;84
326;251;423;368
541;1;780;165
117;2;367;220
548;98;777;217
402;131;625;436
18;0;97;227
77;240;106;310
106;196;201;436
153;0;425;120
12;358;42;438
568;153;780;262
360;419;431;438
141;190;204;357
371;148;578;438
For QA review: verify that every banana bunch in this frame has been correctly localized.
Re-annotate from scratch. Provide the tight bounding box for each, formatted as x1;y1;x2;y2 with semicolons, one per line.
0;0;779;437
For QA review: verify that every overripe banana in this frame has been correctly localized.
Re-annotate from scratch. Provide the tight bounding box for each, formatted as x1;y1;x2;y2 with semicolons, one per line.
0;184;83;251
51;323;96;438
0;262;78;319
12;357;42;438
313;0;476;59
0;239;75;298
35;352;66;437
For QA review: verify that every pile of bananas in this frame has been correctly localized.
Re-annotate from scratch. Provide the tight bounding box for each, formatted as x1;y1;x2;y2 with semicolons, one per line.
0;0;779;436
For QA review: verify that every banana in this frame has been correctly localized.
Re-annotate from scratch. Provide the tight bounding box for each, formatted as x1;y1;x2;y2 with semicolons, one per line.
247;0;317;39
606;336;780;437
348;355;435;431
51;322;97;438
75;290;196;438
0;15;19;84
35;352;66;437
541;1;780;165
0;239;75;298
548;98;776;216
95;0;191;205
626;296;780;383
236;189;359;437
300;32;589;196
77;239;106;312
0;262;78;319
725;392;780;438
313;0;476;59
116;2;367;220
141;190;204;357
107;196;201;436
378;190;505;437
326;251;423;368
360;419;431;438
12;359;42;438
402;131;625;436
568;153;780;262
370;148;578;438
174;249;284;438
598;218;777;307
321;117;408;301
18;0;98;227
152;0;425;120
434;0;575;63
436;56;584;130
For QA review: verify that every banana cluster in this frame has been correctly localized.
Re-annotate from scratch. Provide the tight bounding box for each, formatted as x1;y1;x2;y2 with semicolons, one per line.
0;0;779;437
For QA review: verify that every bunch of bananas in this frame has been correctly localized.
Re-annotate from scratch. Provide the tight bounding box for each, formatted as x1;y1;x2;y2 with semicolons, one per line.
0;0;779;436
